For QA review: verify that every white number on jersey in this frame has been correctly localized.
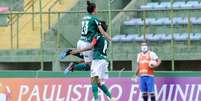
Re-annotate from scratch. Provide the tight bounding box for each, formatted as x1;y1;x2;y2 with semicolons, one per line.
103;40;108;54
81;20;89;35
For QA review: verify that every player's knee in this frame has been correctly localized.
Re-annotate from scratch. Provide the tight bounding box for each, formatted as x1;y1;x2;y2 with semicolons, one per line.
97;81;104;87
142;93;148;101
97;82;101;87
85;63;91;71
86;62;91;66
142;93;148;96
150;93;155;97
91;76;99;84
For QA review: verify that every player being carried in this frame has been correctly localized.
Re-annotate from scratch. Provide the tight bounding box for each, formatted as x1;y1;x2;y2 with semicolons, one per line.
60;0;111;73
67;24;116;101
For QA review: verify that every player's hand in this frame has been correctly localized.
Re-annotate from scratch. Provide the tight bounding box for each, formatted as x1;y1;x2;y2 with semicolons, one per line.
131;76;138;84
59;49;72;59
151;63;159;68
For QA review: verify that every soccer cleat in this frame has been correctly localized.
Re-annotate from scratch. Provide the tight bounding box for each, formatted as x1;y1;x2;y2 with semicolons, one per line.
64;62;75;75
110;97;117;101
59;49;72;59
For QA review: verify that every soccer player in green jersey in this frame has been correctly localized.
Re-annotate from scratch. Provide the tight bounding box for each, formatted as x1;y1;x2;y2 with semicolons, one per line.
69;30;116;101
60;0;111;74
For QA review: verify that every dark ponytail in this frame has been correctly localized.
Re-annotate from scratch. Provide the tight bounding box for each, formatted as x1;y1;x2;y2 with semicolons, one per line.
86;0;96;13
87;0;91;6
100;21;108;32
97;20;108;33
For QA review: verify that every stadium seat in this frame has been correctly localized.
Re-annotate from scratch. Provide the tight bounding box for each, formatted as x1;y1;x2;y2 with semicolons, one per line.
172;17;182;24
182;17;189;24
160;33;172;41
120;34;130;42
146;33;161;41
153;18;163;25
190;33;201;41
123;18;143;25
161;18;171;25
141;3;160;9
126;34;136;42
140;5;149;9
148;34;161;41
173;33;188;41
146;2;160;9
140;1;201;10
112;34;139;42
134;34;144;42
145;18;156;25
173;17;188;25
190;17;197;24
172;2;186;8
186;1;200;8
112;35;124;42
191;17;201;24
124;17;201;26
112;33;201;42
158;2;171;9
146;33;154;41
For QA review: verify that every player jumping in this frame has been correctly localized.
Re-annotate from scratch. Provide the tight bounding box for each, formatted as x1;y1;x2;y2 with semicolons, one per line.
60;0;111;73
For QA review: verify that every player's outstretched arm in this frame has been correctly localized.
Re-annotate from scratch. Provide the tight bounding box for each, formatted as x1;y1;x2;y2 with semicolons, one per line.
98;26;112;41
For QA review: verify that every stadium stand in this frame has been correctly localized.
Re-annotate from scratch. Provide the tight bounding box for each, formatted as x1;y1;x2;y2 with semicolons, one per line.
140;1;201;9
0;0;78;49
0;0;132;71
112;33;201;42
110;0;201;70
124;17;201;25
0;0;78;71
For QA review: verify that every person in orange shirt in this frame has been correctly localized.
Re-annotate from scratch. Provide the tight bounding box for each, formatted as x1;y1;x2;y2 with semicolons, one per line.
136;42;161;101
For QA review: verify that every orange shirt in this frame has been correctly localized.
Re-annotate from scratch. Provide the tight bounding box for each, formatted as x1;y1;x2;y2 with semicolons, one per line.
138;51;154;76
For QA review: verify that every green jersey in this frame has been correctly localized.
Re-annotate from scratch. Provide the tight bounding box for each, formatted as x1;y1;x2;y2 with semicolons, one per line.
92;34;109;60
80;13;100;42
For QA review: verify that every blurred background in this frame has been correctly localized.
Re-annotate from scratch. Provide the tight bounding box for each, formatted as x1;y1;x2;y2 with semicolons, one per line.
0;0;201;72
